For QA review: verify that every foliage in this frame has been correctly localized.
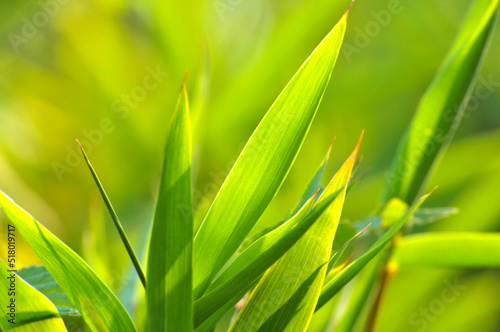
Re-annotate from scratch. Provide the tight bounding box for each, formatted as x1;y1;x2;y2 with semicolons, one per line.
0;1;499;331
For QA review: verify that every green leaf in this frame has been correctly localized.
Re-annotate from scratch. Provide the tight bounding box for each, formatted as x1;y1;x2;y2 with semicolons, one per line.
194;294;242;332
237;144;344;255
78;140;146;289
230;133;360;332
17;265;80;317
316;190;433;311
0;260;66;331
194;189;342;328
193;8;348;299
0;191;137;332
147;77;194;332
382;0;500;204
391;232;500;267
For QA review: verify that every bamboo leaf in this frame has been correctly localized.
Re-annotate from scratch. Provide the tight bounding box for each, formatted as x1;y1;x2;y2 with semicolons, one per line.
230;133;360;331
193;8;348;298
0;191;137;332
316;190;433;311
391;232;500;267
382;0;499;204
194;189;342;328
18;265;80;317
147;77;193;332
0;260;66;331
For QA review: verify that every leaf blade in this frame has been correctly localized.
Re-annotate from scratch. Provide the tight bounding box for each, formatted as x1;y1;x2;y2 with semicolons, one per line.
230;133;360;331
147;79;194;332
316;190;433;311
193;9;348;299
0;191;137;332
194;189;342;328
382;0;500;204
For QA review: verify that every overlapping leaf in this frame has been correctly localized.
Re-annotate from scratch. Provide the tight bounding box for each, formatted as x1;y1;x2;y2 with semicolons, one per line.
193;8;348;299
194;189;342;328
18;265;80;317
0;259;66;331
230;133;360;331
316;190;433;311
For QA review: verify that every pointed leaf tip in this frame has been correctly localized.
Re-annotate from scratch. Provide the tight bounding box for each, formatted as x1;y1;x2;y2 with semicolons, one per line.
182;69;189;88
346;0;355;14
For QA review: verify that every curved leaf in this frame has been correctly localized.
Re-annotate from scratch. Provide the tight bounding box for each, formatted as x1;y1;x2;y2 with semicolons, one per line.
0;191;137;332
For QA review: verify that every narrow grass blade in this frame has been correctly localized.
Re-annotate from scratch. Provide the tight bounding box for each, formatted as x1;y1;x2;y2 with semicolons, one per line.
147;77;193;332
78;140;146;288
0;191;137;332
194;189;342;328
391;232;500;267
316;190;434;311
382;0;499;204
18;265;80;317
193;9;348;298
0;260;66;331
230;133;361;332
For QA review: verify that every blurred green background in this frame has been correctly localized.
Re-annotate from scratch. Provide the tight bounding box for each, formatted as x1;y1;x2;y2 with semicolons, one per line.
0;0;499;331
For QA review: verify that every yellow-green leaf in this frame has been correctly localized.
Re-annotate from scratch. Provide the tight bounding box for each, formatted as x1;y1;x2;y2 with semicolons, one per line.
193;8;348;299
230;134;360;331
0;191;137;332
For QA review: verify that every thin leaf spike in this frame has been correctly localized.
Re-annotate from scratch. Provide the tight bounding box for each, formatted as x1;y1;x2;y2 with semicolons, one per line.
78;140;146;288
193;6;349;299
147;74;194;332
230;131;361;332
